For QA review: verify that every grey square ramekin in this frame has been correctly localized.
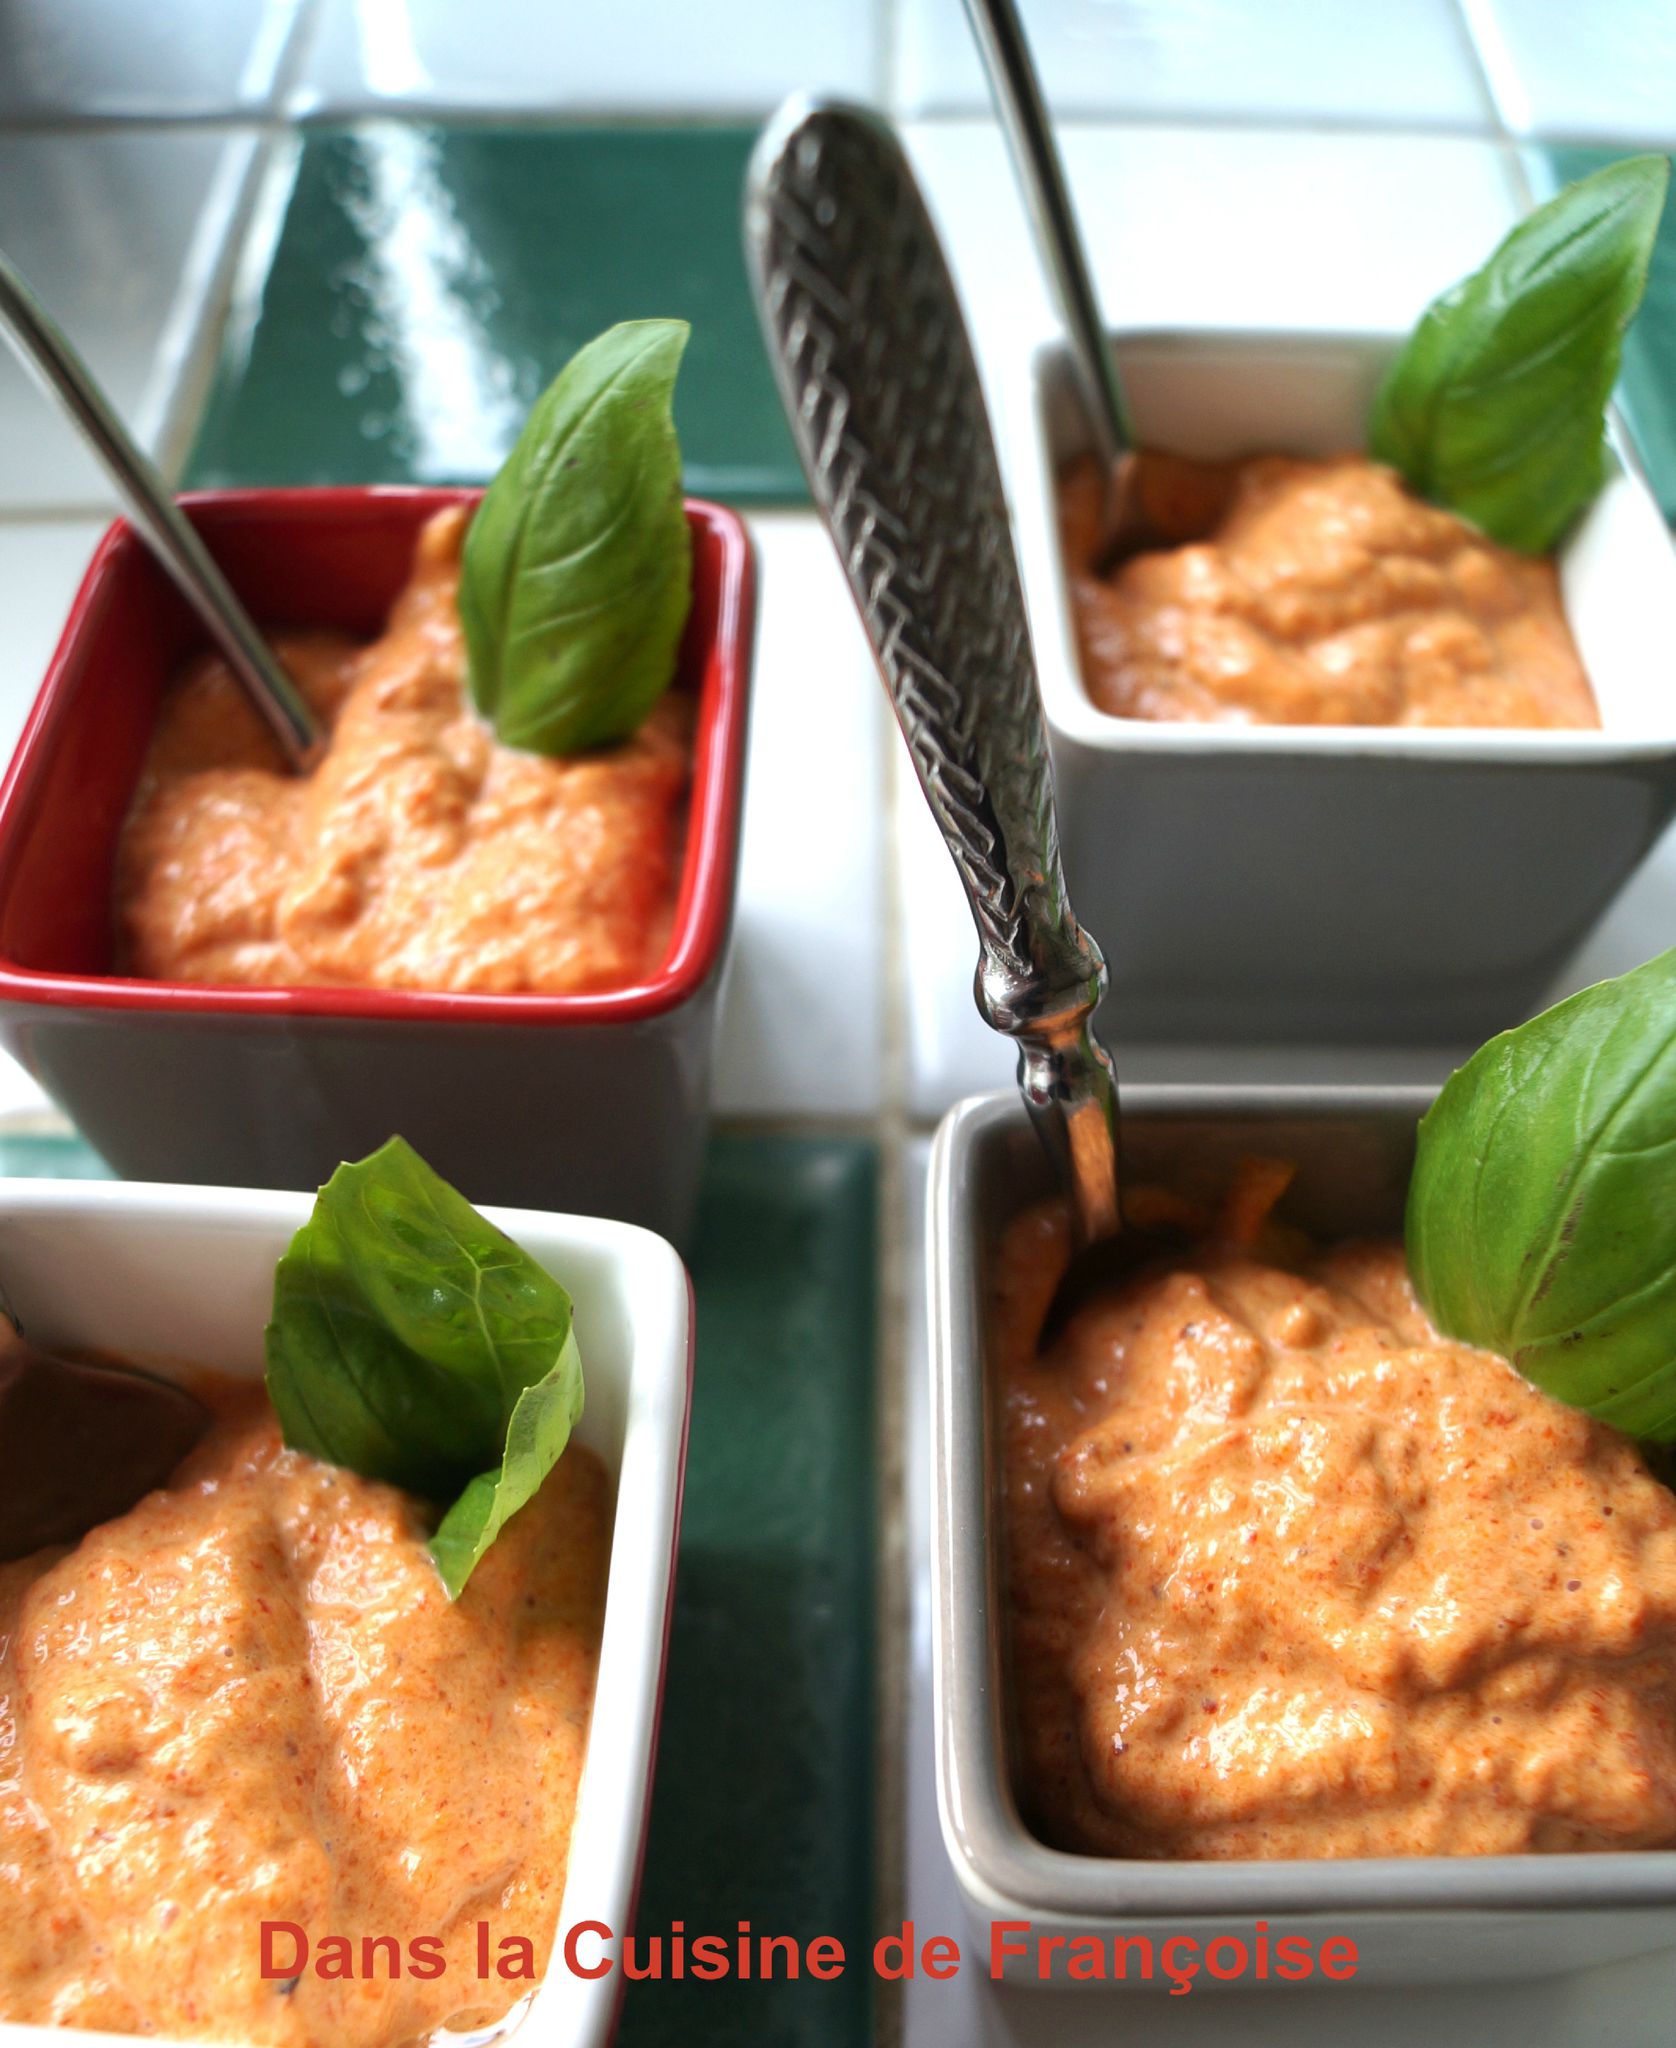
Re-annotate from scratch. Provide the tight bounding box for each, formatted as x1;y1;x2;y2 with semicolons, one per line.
929;1087;1676;1988
1009;330;1676;1046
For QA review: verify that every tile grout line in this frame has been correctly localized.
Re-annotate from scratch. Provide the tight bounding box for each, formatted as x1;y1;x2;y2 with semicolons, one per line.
872;679;912;2048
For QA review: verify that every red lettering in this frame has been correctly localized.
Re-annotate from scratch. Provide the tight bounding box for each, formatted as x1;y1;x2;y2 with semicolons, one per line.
988;1920;1033;1978
1252;1920;1270;1979
1320;1937;1359;1982
497;1936;536;1981
922;1936;960;1981
260;1922;307;1979
316;1935;354;1981
563;1922;614;1980
1113;1935;1153;1982
689;1935;729;1981
1274;1935;1314;1981
623;1937;661;1982
807;1936;847;1981
1067;1935;1107;1982
408;1936;447;1982
873;1922;914;1979
1161;1935;1200;1998
1205;1936;1247;1981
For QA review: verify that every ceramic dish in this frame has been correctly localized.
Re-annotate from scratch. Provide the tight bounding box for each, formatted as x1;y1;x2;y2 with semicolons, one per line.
928;1087;1676;1988
0;489;755;1244
1013;329;1676;1044
0;1173;691;2048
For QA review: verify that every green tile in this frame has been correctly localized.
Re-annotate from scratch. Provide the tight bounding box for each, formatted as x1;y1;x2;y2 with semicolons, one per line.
621;1134;878;2047
1539;147;1676;525
185;124;806;505
0;1131;112;1178
0;1128;880;2042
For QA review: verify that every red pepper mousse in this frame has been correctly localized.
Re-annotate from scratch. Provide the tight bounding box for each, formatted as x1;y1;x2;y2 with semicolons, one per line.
1061;451;1600;728
115;508;691;994
997;1171;1676;1859
0;1376;610;2043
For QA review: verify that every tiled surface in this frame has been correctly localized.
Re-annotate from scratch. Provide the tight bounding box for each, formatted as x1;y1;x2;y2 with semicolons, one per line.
1534;145;1676;522
292;0;879;118
0;0;306;122
0;128;263;511
185;124;805;503
713;515;888;1119
621;1134;877;2048
895;0;1491;126
0;11;1675;2046
0;520;105;746
1468;0;1676;143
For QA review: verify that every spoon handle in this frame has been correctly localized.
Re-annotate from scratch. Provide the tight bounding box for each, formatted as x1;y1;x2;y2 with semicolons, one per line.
745;97;1120;1242
0;248;320;769
960;0;1131;481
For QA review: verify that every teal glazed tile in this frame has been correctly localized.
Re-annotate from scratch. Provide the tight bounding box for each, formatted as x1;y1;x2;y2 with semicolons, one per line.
185;124;806;505
1542;147;1676;524
0;1132;111;1179
620;1134;878;2048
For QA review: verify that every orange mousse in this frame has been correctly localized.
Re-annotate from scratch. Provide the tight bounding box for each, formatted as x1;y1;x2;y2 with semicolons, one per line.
116;507;690;994
1060;451;1599;727
0;1377;610;2042
997;1181;1676;1860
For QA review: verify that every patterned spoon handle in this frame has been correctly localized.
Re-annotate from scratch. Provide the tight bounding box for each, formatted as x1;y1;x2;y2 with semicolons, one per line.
744;97;1121;1243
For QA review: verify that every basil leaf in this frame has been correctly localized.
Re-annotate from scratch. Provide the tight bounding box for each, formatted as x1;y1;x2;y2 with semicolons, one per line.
265;1136;584;1594
1406;949;1676;1438
459;318;693;755
1369;154;1668;553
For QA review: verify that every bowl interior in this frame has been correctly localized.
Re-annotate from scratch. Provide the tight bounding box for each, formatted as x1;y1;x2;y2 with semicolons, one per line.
1032;330;1676;748
0;491;748;1010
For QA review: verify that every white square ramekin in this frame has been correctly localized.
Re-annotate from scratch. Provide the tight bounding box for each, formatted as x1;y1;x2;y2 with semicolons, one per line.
1012;330;1676;1044
0;1177;692;2048
929;1088;1676;1989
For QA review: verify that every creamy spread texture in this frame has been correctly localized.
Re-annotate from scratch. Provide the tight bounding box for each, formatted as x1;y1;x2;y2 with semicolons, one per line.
997;1195;1676;1859
0;1378;610;2043
116;507;690;994
1061;451;1599;728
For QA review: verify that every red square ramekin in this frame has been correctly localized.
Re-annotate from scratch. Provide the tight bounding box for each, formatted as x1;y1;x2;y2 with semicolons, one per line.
0;490;755;1244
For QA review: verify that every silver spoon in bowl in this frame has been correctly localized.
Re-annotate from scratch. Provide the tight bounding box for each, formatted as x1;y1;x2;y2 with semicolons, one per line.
746;98;1169;1328
0;247;321;768
960;0;1159;573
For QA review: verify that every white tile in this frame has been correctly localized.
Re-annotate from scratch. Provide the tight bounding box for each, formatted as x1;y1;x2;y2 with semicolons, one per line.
895;121;1523;1118
0;131;264;513
1465;0;1676;144
712;514;888;1119
291;0;878;117
0;519;102;1130
0;0;306;120
0;521;105;752
894;0;1490;125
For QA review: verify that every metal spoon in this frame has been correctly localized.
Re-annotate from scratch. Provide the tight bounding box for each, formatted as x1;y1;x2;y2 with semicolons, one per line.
960;0;1156;570
747;97;1163;1318
0;248;321;768
0;1283;207;1561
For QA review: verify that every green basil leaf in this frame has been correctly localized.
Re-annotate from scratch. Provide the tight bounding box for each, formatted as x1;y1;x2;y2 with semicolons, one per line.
265;1136;584;1594
1406;949;1676;1438
459;318;693;755
1369;154;1668;553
